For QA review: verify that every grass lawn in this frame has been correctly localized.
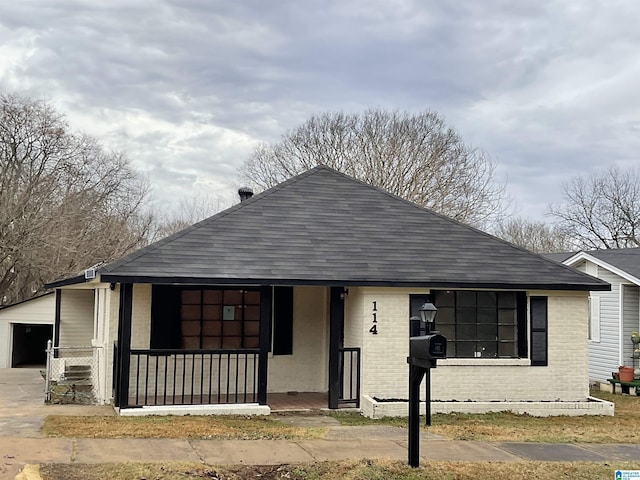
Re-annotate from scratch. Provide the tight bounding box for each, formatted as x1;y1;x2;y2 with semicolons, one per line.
43;414;325;440
331;390;640;443
39;459;640;480
43;389;637;443
38;390;640;479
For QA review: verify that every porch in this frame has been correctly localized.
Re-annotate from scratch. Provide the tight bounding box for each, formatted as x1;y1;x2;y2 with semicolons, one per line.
111;284;360;413
118;346;360;411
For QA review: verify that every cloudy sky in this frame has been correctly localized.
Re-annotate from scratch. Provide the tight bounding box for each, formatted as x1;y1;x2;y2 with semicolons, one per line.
1;0;638;220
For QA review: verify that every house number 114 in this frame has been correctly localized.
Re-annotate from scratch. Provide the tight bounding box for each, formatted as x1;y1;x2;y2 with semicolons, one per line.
369;301;378;335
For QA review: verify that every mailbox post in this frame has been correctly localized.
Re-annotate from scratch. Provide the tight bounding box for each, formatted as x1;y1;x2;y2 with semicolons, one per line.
407;303;446;468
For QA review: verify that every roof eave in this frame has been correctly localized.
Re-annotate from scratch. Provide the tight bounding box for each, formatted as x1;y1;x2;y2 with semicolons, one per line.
564;251;640;287
100;274;610;291
45;274;90;289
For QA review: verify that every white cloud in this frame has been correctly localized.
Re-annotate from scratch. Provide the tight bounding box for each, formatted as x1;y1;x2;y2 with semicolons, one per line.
1;0;639;221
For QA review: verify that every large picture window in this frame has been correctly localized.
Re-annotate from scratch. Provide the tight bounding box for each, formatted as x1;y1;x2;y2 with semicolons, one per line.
151;286;295;352
433;290;527;359
150;286;261;350
180;288;260;349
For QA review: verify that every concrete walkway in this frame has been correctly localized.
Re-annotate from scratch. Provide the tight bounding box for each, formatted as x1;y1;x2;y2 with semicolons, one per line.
2;368;640;479
4;435;640;478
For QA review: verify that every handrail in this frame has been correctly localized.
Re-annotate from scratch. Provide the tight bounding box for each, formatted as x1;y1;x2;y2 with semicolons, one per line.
128;349;259;407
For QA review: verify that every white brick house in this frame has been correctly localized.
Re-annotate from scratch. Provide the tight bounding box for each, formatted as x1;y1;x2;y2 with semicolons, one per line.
47;166;613;416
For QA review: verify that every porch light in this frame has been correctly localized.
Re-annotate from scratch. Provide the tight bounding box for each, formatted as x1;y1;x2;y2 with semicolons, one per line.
419;302;437;324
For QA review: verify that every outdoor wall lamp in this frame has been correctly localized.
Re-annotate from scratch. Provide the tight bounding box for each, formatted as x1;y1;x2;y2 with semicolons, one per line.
419;302;437;331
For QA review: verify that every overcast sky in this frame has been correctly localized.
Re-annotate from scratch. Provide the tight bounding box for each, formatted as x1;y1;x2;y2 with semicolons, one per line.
1;1;638;220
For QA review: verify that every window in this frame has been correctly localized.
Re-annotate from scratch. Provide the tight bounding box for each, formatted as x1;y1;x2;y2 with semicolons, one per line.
179;288;260;349
433;290;527;359
151;286;295;351
151;286;260;350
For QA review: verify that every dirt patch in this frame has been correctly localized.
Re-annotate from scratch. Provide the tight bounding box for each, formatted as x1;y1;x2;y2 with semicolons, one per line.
38;460;640;480
40;462;324;480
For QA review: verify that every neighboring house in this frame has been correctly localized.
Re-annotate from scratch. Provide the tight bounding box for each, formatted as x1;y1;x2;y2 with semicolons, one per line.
548;248;640;384
0;293;54;368
46;166;612;417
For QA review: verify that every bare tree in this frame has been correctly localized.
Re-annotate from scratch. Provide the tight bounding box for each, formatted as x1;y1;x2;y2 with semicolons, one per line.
0;94;152;304
549;167;640;249
493;217;575;253
240;109;507;227
151;193;227;240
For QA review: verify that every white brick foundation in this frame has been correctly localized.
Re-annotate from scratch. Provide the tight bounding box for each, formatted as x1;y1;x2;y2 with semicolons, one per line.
362;394;614;418
118;403;271;416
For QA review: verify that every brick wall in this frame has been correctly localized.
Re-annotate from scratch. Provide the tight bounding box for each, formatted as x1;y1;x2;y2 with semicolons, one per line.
351;288;589;403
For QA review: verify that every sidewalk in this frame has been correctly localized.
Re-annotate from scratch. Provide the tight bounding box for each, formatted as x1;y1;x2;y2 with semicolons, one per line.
4;423;640;480
2;369;640;479
3;434;640;474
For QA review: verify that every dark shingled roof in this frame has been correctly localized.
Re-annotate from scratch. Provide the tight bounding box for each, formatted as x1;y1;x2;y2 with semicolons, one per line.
567;248;640;281
543;252;577;264
48;166;609;291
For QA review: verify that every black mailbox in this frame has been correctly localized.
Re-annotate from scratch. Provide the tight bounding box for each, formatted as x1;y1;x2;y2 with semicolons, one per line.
410;334;447;360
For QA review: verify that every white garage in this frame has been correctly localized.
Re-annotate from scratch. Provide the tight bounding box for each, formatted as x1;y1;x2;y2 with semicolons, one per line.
0;293;54;368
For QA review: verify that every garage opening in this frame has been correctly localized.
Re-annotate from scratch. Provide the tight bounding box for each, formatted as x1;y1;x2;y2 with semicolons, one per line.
11;324;53;367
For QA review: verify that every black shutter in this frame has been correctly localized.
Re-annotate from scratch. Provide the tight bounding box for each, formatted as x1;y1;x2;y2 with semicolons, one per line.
150;285;181;349
273;286;294;355
409;294;431;336
517;292;528;358
530;296;548;366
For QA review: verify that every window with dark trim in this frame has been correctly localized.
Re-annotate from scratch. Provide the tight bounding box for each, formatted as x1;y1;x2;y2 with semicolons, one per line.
432;290;527;359
180;288;260;349
151;286;260;350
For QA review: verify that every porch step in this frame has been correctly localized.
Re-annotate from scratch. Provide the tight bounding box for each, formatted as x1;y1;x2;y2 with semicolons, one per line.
63;365;92;381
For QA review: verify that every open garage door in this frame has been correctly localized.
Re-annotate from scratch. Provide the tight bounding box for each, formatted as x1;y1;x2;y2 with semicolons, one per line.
11;324;53;367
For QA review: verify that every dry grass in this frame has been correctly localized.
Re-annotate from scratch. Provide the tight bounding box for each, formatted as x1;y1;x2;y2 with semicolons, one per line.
39;459;640;480
332;390;640;443
427;390;639;443
42;414;325;440
43;389;639;443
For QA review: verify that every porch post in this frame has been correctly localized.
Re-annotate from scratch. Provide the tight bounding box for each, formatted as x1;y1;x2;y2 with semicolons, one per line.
328;286;344;409
258;285;272;405
53;289;61;358
116;283;133;408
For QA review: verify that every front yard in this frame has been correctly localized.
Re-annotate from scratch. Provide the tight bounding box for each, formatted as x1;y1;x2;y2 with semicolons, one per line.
37;390;640;479
43;390;635;443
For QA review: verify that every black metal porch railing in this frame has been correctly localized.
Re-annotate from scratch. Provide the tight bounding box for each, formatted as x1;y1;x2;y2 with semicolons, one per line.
128;349;259;407
338;347;361;407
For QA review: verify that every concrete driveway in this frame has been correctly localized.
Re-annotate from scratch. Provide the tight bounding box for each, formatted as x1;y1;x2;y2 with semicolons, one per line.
0;368;113;479
0;368;114;437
